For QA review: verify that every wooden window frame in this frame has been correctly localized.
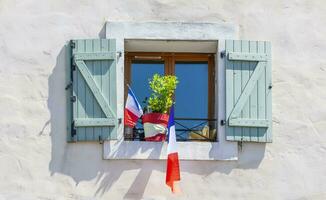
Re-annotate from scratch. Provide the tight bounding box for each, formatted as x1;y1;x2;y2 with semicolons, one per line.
124;52;215;120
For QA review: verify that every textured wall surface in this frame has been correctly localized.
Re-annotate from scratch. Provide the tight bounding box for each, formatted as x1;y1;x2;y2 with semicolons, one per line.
0;0;326;199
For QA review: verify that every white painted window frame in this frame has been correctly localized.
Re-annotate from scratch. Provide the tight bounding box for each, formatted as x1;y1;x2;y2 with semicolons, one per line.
103;21;239;160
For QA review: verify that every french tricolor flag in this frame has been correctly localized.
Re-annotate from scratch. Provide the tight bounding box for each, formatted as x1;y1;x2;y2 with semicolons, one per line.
166;106;181;193
124;86;143;128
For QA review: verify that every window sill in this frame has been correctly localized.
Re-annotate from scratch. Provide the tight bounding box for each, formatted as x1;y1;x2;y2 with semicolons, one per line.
103;140;238;160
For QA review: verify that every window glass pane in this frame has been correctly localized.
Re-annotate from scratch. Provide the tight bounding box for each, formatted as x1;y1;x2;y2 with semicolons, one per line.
131;61;164;108
130;61;164;139
175;62;208;141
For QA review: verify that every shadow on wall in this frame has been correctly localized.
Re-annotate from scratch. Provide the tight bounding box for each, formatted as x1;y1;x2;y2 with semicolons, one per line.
46;27;267;199
47;43;165;199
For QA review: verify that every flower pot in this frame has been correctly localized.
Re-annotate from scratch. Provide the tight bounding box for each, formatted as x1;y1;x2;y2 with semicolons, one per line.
142;113;169;141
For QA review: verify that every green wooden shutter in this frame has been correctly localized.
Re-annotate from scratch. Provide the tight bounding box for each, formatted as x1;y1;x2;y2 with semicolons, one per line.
67;39;117;142
225;40;272;142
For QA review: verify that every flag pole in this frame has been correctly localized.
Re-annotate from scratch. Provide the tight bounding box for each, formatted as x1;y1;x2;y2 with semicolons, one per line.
126;84;137;98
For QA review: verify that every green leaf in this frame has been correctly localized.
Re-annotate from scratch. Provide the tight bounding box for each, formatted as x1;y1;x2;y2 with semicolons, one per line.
148;74;179;113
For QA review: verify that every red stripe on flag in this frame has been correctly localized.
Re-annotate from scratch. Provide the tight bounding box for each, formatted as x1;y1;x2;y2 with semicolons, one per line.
142;113;169;126
144;133;166;141
166;152;180;192
124;108;139;128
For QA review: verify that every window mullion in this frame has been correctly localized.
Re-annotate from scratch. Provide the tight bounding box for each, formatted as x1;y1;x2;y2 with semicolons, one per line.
163;55;170;75
171;55;175;75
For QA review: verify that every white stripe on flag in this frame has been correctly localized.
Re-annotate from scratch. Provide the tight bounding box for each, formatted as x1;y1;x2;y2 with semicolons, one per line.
167;124;177;154
126;93;142;117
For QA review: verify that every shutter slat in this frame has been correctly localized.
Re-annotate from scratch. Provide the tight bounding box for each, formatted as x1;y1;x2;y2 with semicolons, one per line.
225;40;272;143
241;40;250;139
257;41;267;142
233;40;242;141
85;39;94;141
109;40;117;139
249;41;258;142
93;39;103;141
265;42;272;142
76;40;87;141
100;39;111;141
66;42;73;142
102;39;112;140
225;40;235;141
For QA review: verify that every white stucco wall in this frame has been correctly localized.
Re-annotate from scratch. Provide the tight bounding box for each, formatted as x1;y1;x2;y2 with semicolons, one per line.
0;0;326;199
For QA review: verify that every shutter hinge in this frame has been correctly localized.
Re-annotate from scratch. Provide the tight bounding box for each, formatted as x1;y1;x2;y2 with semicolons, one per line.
220;50;226;58
220;120;226;126
71;121;77;141
238;139;243;152
71;61;76;71
117;51;122;58
65;81;73;90
99;135;103;144
70;40;76;49
70;96;76;102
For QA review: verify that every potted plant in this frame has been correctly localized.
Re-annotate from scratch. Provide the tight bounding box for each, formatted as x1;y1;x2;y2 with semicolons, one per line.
142;74;178;141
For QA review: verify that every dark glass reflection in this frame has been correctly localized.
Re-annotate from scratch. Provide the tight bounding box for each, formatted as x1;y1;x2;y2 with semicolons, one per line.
175;62;209;140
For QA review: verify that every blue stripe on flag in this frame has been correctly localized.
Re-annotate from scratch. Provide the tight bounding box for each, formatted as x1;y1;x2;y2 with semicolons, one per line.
128;86;142;112
167;106;175;143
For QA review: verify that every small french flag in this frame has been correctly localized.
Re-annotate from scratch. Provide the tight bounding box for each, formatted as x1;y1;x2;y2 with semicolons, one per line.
124;86;143;128
166;106;181;193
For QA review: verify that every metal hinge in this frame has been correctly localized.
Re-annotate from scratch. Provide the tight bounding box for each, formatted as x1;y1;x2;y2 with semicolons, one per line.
238;139;244;152
220;119;226;126
70;40;76;49
117;51;122;58
65;81;72;90
71;61;76;71
220;50;226;58
70;96;76;102
71;121;76;141
99;135;103;144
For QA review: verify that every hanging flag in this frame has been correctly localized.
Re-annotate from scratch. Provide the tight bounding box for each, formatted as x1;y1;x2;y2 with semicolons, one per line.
166;106;181;193
124;86;143;128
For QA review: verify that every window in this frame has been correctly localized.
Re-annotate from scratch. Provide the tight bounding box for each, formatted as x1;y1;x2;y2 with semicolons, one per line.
68;22;272;160
124;52;216;142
